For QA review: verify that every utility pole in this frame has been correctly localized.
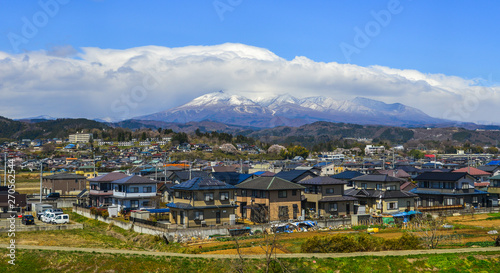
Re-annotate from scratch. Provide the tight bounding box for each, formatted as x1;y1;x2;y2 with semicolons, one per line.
40;161;43;203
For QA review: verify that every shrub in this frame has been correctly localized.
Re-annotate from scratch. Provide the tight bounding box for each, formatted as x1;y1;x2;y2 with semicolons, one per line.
384;233;422;250
301;233;422;253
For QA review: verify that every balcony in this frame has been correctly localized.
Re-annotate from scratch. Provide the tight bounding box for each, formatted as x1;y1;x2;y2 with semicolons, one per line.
89;189;113;196
113;190;156;198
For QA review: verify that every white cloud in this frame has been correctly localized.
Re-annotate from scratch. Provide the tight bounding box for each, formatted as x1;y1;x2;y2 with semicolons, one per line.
0;43;498;124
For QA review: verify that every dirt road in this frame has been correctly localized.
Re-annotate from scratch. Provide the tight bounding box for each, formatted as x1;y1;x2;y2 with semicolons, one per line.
1;244;498;259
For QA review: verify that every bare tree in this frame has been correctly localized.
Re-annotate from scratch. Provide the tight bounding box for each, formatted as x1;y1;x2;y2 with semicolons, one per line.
411;213;445;249
230;205;289;273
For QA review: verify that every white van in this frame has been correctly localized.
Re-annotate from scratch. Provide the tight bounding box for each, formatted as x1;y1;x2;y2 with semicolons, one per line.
51;214;69;224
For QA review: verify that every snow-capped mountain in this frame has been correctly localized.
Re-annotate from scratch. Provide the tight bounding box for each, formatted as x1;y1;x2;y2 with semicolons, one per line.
135;91;449;127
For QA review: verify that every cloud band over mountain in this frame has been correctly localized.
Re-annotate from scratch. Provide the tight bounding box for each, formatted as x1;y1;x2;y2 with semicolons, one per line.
0;43;498;124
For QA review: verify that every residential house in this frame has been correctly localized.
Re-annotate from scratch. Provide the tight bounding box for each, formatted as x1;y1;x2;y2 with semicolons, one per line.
374;169;411;181
42;173;87;195
167;177;237;227
235;177;305;222
312;162;345;176
411;172;489;209
0;186;26;213
481;174;500;207
111;175;159;210
297;176;357;217
88;172;129;207
346;174;418;214
477;165;500;177
452;167;492;182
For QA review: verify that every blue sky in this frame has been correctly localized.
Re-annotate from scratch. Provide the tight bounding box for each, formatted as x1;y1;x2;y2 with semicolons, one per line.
1;0;499;123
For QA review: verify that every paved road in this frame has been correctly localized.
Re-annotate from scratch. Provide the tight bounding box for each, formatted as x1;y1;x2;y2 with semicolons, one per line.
1;244;498;259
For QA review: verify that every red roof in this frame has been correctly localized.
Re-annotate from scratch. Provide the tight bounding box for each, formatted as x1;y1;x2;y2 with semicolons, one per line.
474;182;490;187
452;167;491;176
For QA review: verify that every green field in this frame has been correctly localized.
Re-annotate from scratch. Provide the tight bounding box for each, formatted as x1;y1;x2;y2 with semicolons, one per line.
1;249;499;273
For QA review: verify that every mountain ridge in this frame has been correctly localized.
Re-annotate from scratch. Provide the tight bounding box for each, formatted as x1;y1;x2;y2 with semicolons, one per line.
135;91;450;127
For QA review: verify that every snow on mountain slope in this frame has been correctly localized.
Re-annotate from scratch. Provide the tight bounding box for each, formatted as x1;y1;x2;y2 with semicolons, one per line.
135;91;448;127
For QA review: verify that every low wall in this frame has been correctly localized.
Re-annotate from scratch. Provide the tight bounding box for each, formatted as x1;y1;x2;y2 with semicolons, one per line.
0;223;83;232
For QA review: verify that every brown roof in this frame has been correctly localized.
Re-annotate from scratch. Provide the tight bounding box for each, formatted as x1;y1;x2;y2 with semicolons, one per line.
89;172;128;182
452;167;491;176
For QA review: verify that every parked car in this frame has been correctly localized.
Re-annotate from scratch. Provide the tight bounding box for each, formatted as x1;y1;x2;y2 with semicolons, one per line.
21;215;35;225
42;211;63;223
42;212;55;223
51;214;69;224
46;192;60;199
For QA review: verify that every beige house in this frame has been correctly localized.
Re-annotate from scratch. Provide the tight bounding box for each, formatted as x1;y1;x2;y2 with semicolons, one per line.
298;176;357;217
42;173;87;195
346;174;418;214
235;177;305;222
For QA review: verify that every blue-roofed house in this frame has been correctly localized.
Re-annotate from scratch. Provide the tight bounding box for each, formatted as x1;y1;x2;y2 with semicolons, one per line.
211;172;254;186
274;169;317;183
167;177;237;227
330;170;364;187
412;172;489;210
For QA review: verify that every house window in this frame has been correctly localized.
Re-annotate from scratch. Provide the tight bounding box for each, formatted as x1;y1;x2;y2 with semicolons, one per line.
472;196;478;203
458;198;464;205
204;193;214;201
220;192;229;201
261;191;267;198
130;187;139;193
462;183;470;190
293;204;299;214
144;186;152;193
416;198;421;207
241;190;246;197
174;191;180;198
252;190;260;198
376;184;382;190
376;202;382;210
194;211;204;220
291;190;297;196
329;203;338;212
278;206;289;219
278;190;287;198
142;201;150;207
361;183;367;189
326;188;334;194
387;202;398;210
428;198;434;207
386;185;396;191
445;198;454;206
130;200;139;208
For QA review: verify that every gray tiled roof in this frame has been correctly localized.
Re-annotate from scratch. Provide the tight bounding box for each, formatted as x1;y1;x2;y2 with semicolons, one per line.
89;172;128;182
43;173;86;180
345;188;417;199
318;196;358;202
298;176;347;185
352;174;404;183
112;175;157;184
236;176;305;191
